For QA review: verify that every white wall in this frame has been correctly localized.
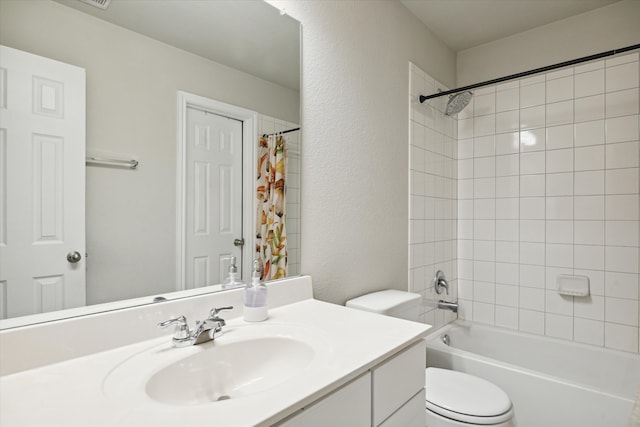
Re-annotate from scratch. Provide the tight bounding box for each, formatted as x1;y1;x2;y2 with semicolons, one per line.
409;64;458;329
268;0;456;304
457;0;640;86
455;52;640;354
0;0;299;304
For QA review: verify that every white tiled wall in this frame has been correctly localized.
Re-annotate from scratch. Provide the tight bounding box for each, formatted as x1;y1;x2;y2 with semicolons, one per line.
409;63;458;329
456;52;640;353
258;115;301;277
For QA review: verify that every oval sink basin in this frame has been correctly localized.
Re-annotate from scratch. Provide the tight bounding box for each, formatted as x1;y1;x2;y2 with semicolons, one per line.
146;337;314;405
102;322;330;407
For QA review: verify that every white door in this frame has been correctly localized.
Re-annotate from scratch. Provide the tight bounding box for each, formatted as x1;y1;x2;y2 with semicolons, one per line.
0;45;86;319
184;107;243;288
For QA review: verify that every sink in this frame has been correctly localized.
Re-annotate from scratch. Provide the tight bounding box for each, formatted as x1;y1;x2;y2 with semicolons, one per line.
102;322;329;407
146;337;314;405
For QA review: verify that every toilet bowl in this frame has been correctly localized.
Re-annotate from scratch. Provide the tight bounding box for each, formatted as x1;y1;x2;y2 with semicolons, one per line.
346;290;516;427
425;367;515;426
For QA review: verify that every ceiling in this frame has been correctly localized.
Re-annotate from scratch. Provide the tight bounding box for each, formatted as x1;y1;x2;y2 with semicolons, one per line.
401;0;622;51
53;0;300;91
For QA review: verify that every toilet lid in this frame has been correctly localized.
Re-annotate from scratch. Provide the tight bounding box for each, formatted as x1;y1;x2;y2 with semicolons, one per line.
425;368;513;423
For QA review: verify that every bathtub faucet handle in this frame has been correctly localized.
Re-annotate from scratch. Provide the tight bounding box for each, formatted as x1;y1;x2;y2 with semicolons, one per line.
434;270;449;295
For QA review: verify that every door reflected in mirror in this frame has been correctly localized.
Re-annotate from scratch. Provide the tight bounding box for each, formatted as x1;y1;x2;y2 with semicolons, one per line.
0;0;301;326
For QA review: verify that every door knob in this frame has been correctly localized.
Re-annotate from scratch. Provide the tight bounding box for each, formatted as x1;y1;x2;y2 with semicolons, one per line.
66;251;82;263
234;238;245;247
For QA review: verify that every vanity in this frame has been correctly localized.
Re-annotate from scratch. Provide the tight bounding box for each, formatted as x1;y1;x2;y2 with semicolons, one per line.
0;276;430;426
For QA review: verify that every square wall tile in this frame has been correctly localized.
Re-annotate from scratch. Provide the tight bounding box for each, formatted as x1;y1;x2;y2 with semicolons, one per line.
547;76;574;103
575;120;605;147
605;323;638;353
495;305;519;329
546;101;573;126
520;82;545;108
605;220;639;247
605;195;639;220
496;111;520;134
520;128;546;152
606;115;640;143
574;170;604;196
520;174;545;197
575;145;604;171
496;154;519;177
575;69;605;98
605;297;639;326
496;131;520;154
605;271;639;300
473;302;495;325
574;295;605;321
574;220;604;245
520;152;545;175
496;176;519;198
519;309;545;335
546;124;573;150
574;317;604;346
547;173;574;197
574;245;605;270
606;141;639;169
496;88;519;112
545;313;573;340
575;95;605;123
496;199;519;219
605;168;639;195
546;149;573;173
606;88;639;118
474;93;496;116
521;106;545;130
606;61;639;92
547;196;574;220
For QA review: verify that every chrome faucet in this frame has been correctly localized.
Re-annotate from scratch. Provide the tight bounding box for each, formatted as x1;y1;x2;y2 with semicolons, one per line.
434;270;458;313
158;306;233;347
437;300;458;313
434;270;449;295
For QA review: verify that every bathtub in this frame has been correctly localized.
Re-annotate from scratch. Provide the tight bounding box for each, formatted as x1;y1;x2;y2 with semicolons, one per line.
424;320;640;427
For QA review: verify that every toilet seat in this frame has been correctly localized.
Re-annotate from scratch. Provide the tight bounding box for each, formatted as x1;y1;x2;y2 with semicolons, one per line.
425;368;514;425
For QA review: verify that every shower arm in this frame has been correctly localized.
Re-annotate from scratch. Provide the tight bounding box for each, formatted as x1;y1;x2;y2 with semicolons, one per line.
419;43;640;104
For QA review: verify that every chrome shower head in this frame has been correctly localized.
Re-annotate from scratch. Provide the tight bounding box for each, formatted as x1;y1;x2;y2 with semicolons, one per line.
445;91;473;116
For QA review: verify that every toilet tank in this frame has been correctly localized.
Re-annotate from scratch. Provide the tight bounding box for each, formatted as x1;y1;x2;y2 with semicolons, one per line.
345;290;421;322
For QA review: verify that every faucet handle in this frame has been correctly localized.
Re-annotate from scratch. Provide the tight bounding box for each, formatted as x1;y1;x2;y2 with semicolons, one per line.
209;306;233;319
158;315;190;340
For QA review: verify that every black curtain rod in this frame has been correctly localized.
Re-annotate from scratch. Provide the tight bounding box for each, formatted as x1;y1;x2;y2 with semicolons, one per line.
419;43;640;103
262;127;300;138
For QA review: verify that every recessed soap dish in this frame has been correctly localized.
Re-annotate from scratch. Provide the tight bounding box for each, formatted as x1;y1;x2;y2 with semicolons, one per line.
557;274;590;297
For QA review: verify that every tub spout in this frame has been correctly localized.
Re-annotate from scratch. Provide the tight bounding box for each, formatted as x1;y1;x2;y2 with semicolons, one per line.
438;300;458;313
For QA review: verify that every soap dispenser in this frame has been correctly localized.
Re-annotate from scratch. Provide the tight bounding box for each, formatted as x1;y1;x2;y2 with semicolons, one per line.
243;260;268;322
223;256;244;289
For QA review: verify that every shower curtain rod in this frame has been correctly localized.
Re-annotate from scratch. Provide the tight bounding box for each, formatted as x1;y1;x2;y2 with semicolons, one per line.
419;43;640;103
262;127;300;137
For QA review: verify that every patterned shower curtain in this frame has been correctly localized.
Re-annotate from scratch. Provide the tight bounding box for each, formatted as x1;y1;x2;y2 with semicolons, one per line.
255;134;287;280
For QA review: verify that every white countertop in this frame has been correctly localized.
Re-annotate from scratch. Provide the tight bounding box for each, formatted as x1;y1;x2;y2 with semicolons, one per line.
0;298;430;427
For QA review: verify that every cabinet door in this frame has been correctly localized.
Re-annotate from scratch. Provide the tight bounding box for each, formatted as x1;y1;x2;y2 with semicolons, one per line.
372;340;426;426
277;373;371;427
379;389;425;427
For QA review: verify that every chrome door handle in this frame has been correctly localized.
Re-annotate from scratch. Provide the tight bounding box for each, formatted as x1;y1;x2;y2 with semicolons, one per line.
66;251;82;263
234;238;245;247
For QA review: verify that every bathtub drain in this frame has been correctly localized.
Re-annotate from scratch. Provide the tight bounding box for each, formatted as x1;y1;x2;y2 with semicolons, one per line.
441;334;450;346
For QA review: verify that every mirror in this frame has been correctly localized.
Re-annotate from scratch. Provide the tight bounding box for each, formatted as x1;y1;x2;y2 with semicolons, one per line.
0;0;301;327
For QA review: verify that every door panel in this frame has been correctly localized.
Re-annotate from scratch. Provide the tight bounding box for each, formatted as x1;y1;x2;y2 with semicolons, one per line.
185;107;242;288
0;45;86;318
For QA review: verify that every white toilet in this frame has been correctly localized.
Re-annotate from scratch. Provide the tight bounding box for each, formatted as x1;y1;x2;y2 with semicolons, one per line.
346;290;515;427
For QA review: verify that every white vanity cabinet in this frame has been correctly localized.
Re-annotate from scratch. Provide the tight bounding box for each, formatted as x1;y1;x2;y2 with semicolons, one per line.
276;340;426;427
276;372;372;427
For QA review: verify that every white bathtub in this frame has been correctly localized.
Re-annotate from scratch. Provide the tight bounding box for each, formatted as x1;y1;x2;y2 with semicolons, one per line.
424;320;640;427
